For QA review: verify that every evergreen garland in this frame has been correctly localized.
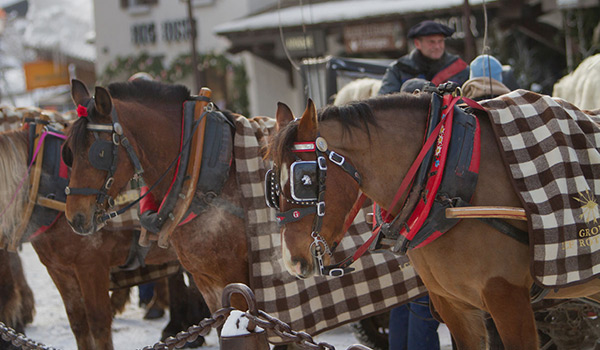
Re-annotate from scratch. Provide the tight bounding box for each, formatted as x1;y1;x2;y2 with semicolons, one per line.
99;51;249;116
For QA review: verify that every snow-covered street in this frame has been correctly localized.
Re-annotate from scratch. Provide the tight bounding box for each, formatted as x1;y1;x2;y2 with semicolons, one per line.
16;242;452;350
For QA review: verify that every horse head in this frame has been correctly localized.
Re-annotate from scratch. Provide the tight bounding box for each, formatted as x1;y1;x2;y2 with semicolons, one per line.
63;79;138;235
268;100;362;279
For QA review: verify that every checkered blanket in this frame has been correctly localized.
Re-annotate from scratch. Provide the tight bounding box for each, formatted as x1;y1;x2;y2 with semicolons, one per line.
109;261;181;290
233;115;426;340
480;89;600;287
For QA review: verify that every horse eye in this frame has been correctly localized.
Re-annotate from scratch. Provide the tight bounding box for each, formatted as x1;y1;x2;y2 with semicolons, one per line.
61;144;73;168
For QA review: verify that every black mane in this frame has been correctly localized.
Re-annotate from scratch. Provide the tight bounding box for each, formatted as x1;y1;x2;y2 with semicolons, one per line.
318;92;431;136
268;93;431;166
107;80;191;104
66;80;191;161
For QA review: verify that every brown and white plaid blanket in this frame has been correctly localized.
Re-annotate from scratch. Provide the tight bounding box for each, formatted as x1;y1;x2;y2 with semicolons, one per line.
480;89;600;287
233;115;426;340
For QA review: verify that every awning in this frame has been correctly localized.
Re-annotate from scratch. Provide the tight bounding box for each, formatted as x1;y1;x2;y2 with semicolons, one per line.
214;0;495;35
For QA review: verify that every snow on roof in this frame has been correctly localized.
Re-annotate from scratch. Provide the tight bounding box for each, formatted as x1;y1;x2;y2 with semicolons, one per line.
23;0;95;62
214;0;495;34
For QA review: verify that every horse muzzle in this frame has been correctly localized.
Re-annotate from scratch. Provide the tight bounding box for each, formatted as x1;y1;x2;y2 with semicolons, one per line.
67;211;99;236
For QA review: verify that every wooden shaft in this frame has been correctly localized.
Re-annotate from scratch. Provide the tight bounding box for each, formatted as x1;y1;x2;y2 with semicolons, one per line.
36;196;66;212
445;206;527;221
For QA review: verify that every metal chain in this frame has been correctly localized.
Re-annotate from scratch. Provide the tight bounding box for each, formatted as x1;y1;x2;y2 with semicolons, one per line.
0;322;58;350
1;306;371;350
141;307;234;350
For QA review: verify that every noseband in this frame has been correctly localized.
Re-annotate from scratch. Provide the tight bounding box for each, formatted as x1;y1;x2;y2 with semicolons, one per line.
266;135;361;277
65;98;144;224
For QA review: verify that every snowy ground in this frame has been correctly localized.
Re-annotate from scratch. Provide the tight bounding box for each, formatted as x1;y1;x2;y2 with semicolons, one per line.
18;242;452;349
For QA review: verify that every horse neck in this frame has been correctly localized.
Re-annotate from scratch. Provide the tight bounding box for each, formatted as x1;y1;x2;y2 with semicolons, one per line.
116;100;183;199
320;107;428;211
0;129;29;237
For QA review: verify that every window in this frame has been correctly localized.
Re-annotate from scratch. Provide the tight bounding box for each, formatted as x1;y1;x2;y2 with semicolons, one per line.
120;0;158;14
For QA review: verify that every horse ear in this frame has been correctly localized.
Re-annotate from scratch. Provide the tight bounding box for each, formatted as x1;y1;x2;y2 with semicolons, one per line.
275;102;294;131
94;86;113;116
297;98;317;140
71;79;90;106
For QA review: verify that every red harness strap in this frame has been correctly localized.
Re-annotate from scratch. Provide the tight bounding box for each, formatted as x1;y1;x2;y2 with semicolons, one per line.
398;94;460;241
431;58;468;86
330;96;463;269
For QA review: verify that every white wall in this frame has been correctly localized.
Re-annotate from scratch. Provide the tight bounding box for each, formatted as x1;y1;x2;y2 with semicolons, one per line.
93;0;252;76
93;0;301;117
243;52;303;117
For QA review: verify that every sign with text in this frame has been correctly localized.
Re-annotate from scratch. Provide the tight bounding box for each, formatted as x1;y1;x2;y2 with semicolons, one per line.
23;60;70;90
344;22;404;53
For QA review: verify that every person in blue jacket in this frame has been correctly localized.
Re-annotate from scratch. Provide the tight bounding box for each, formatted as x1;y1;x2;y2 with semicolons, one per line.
378;20;469;96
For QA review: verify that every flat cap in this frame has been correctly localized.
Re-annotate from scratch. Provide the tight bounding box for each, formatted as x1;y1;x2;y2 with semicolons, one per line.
407;20;454;39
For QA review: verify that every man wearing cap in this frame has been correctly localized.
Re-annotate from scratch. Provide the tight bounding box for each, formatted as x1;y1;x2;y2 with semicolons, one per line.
378;20;469;95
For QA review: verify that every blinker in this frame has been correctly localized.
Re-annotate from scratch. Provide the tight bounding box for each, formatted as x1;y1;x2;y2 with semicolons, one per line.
290;161;318;202
88;140;114;171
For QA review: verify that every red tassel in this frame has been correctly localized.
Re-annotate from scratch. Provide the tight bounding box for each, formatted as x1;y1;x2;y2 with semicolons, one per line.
76;105;88;118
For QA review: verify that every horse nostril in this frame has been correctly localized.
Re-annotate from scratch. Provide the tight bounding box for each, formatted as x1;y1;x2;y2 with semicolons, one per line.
292;258;311;278
69;213;88;233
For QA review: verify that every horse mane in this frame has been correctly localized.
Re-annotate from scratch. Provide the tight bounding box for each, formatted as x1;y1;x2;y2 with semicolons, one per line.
67;80;192;158
319;92;431;135
269;93;430;165
0;129;29;239
107;80;191;104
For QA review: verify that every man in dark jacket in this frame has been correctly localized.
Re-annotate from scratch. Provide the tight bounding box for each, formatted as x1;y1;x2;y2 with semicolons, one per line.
378;20;469;95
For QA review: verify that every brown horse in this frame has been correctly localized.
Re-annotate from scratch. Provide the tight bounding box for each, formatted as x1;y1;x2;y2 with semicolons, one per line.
62;79;249;312
268;95;600;349
0;124;204;350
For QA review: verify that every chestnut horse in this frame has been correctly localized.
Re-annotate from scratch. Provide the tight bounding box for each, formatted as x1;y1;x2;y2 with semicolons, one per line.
268;95;600;349
62;79;249;312
0;125;203;350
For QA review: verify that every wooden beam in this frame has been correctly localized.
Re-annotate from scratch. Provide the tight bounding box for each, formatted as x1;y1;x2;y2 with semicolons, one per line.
446;206;527;221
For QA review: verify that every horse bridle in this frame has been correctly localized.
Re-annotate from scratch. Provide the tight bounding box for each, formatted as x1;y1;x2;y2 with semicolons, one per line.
266;135;362;277
64;98;145;224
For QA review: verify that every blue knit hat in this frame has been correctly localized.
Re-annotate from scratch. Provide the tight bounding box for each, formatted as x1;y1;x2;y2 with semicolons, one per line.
469;55;503;82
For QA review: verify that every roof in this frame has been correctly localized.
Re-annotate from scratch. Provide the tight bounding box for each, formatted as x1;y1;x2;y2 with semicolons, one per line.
214;0;496;35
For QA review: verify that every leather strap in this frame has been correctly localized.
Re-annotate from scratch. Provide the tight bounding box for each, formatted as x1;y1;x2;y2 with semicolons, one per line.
431;58;468;86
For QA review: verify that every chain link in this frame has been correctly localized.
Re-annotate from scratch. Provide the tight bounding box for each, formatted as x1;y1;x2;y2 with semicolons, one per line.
0;305;369;350
0;322;58;350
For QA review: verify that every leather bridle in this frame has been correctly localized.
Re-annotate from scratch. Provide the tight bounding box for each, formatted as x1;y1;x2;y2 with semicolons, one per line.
64;98;144;224
266;135;362;277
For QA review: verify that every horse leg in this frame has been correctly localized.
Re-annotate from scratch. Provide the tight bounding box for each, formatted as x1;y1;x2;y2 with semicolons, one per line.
428;293;487;349
9;252;35;326
161;271;209;348
110;288;131;317
75;265;114;350
144;278;167;320
43;267;95;350
482;277;538;350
